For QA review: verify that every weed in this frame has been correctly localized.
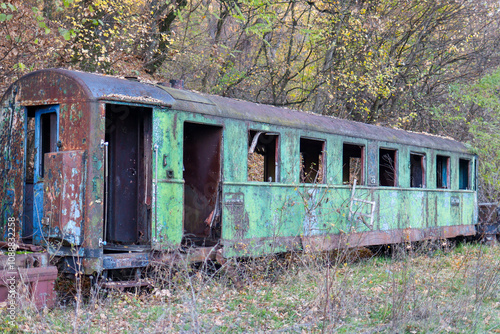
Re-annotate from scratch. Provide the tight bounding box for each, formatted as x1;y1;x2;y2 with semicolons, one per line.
0;241;498;333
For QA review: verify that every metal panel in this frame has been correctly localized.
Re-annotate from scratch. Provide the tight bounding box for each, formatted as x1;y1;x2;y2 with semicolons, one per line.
152;109;183;250
43;150;86;245
0;93;25;241
367;141;378;186
106;109;139;243
105;105;152;245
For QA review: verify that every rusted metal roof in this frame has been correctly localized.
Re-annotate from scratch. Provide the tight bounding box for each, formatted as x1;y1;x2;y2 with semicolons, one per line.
4;69;469;153
160;87;469;154
3;68;176;106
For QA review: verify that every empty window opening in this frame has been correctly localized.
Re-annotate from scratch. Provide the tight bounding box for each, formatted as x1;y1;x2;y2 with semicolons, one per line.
104;104;152;247
410;153;426;188
343;143;364;185
459;159;470;190
379;148;397;187
248;130;279;182
300;138;325;183
39;112;57;178
436;155;450;189
183;122;222;245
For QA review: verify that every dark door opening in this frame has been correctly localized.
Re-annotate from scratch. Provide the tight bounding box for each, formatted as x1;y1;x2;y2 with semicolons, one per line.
183;122;222;246
105;104;152;248
25;105;59;245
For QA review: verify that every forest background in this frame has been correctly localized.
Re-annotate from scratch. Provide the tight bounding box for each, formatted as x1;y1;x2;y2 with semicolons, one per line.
2;0;500;202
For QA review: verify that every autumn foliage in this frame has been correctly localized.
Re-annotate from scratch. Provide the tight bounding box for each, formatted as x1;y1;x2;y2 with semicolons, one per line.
2;0;500;200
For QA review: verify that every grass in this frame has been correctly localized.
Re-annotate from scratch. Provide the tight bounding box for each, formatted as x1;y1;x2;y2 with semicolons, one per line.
1;241;499;333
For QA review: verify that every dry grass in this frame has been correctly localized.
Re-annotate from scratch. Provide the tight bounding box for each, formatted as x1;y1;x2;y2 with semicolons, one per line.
1;241;499;333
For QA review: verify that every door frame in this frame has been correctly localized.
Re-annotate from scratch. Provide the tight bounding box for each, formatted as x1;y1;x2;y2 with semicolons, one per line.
32;105;60;244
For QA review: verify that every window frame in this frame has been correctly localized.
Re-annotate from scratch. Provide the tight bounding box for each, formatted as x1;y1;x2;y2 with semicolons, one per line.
379;147;398;187
247;130;280;182
458;158;471;190
436;154;451;189
299;137;326;184
343;142;365;185
34;106;59;180
410;152;426;188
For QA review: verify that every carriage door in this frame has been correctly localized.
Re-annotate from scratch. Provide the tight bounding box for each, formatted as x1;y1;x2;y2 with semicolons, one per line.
31;105;59;244
104;104;152;249
183;122;223;246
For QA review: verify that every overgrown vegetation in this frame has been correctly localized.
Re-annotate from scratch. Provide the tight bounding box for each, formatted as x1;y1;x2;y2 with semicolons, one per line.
1;242;498;333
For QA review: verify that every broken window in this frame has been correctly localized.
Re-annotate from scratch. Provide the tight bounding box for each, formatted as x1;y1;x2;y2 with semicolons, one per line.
379;148;397;187
343;143;364;185
300;138;325;183
39;112;57;178
436;155;450;189
410;153;426;188
248;130;279;182
459;159;470;190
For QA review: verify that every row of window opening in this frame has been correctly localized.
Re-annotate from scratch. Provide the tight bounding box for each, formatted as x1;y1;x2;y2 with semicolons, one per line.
247;132;472;190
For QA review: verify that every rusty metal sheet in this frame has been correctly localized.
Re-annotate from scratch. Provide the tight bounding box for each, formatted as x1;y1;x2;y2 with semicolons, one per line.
1;69;176;106
106;108;140;243
0;252;49;269
0;265;57;309
102;253;149;269
43;150;86;245
0;92;24;241
0;241;44;253
302;224;477;252
152;246;218;265
105;105;152;245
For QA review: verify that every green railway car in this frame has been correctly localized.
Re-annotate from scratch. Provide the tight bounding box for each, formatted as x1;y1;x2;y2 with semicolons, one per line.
0;69;478;277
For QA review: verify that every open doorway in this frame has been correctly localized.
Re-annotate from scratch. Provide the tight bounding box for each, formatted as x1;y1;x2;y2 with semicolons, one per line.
104;104;152;249
24;105;59;244
183;122;223;246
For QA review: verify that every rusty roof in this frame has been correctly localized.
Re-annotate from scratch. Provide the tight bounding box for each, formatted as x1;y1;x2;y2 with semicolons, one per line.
4;69;470;154
158;86;469;154
2;68;176;106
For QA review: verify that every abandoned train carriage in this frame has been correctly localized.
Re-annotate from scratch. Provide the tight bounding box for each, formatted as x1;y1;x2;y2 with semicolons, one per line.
0;69;477;275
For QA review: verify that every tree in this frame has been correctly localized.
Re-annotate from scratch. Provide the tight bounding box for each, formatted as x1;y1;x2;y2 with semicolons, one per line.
434;68;500;203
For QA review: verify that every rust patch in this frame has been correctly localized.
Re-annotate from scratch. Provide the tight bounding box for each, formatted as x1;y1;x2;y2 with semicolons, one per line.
43;150;86;245
223;236;302;257
302;224;476;252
